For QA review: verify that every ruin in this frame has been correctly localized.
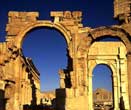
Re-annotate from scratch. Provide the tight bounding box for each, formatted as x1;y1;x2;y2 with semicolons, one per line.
0;0;131;110
93;88;113;110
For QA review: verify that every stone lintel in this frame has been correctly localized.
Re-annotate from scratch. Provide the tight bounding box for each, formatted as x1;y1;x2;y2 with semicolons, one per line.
50;11;63;17
50;11;82;18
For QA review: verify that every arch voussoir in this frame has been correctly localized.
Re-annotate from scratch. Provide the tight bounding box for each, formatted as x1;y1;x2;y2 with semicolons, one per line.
14;21;71;48
90;26;131;52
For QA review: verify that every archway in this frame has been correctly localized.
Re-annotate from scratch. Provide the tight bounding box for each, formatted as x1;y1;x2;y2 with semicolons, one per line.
89;27;131;109
90;26;131;53
4;12;74;110
93;64;113;110
20;26;68;107
22;27;67;91
88;41;129;110
14;21;71;49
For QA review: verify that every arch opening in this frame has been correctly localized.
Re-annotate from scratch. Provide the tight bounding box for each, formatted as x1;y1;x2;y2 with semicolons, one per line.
93;35;128;54
95;35;121;42
88;35;129;110
90;27;131;52
20;27;68;107
93;64;113;110
22;27;68;91
15;22;71;48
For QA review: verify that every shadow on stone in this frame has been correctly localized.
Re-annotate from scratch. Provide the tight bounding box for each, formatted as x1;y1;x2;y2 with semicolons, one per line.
0;89;6;110
55;88;66;110
119;96;125;110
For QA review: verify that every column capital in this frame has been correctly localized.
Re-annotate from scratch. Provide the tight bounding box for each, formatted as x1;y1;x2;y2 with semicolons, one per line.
58;69;65;79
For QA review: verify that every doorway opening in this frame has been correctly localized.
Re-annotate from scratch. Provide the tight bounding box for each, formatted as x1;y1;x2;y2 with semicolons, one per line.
93;64;113;110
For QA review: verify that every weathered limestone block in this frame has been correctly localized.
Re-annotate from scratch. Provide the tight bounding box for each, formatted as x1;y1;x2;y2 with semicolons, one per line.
56;88;88;110
50;11;63;23
114;0;131;23
65;96;88;110
51;11;82;27
8;11;39;23
6;11;39;36
0;3;131;109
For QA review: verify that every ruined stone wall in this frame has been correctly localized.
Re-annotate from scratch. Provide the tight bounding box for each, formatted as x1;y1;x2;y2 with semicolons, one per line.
0;1;131;109
0;41;41;110
19;56;41;108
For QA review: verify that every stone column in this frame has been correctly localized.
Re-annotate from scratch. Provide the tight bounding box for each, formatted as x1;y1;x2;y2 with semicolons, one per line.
127;53;131;110
119;59;130;109
58;69;65;88
88;74;93;110
112;75;119;110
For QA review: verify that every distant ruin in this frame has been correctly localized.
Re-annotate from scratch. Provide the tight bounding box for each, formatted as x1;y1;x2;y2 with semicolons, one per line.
93;88;113;110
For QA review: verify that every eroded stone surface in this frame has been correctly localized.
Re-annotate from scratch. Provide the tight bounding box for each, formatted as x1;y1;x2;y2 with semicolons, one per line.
0;0;131;110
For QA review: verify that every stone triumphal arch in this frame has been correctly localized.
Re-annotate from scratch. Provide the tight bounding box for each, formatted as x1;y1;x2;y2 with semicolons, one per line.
0;0;131;110
88;42;129;110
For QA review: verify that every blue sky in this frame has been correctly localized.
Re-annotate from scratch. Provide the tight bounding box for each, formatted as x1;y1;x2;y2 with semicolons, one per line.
0;0;117;91
93;64;112;91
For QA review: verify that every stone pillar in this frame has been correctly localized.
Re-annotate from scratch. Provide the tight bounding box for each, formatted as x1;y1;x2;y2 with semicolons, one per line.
58;69;65;88
119;58;130;109
113;75;119;110
88;74;93;110
127;53;131;110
